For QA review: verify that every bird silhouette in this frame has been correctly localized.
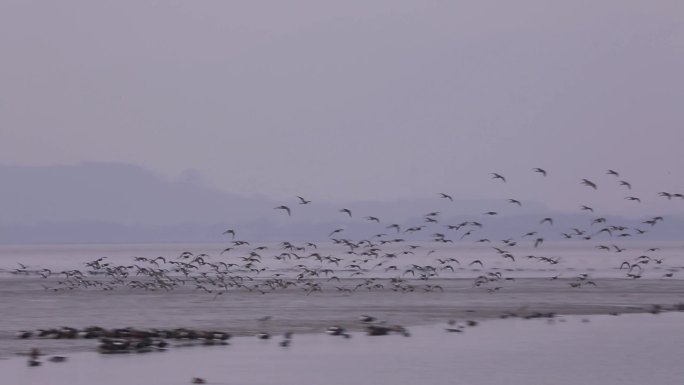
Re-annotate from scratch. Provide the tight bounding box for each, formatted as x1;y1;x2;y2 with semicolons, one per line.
274;206;291;216
581;179;598;190
438;193;453;201
469;260;484;267
329;228;344;237
491;173;506;182
658;192;672;199
533;168;547;176
387;224;401;232
297;196;312;204
540;217;553;225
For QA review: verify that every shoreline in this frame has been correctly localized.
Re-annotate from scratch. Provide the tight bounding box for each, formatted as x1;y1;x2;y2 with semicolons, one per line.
5;298;683;360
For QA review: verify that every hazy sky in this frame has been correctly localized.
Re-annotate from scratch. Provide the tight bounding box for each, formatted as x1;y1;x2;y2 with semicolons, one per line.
1;1;683;213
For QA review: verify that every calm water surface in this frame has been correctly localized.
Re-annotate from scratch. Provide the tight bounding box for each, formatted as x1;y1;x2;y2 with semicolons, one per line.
1;312;683;385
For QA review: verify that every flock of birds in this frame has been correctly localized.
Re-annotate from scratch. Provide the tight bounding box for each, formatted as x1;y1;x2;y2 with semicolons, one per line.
6;167;684;384
10;168;684;297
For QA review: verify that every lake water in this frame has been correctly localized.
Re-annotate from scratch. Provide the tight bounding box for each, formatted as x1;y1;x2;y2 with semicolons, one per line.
1;242;683;384
1;312;683;385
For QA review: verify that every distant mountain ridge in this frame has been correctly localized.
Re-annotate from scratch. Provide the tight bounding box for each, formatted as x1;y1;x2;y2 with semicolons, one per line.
0;162;682;244
0;162;269;226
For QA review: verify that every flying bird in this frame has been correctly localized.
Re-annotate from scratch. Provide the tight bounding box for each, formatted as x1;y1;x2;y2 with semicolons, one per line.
619;261;634;270
591;217;606;225
606;170;620;177
329;228;344;237
580;205;594;212
533;168;547;176
387;224;401;232
274;206;291;216
625;196;641;203
222;229;236;239
618;181;632;189
491;173;506;182
297;196;312;204
658;192;672;199
438;193;453;201
581;179;598;190
507;199;522;206
339;208;352;218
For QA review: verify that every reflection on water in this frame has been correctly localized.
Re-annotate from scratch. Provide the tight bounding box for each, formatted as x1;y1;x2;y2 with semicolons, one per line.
2;313;683;385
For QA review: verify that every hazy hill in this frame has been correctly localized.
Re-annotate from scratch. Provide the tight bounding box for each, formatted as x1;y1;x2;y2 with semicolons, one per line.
0;162;271;226
0;162;681;244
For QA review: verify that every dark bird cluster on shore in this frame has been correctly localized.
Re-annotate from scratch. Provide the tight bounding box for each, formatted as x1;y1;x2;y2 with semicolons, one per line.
18;313;423;365
17;325;231;340
17;326;237;365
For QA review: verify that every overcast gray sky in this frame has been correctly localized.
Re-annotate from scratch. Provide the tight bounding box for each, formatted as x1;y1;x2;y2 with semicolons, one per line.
1;0;683;214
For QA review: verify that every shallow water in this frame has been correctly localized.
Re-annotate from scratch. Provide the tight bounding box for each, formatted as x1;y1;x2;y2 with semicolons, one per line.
2;312;683;385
